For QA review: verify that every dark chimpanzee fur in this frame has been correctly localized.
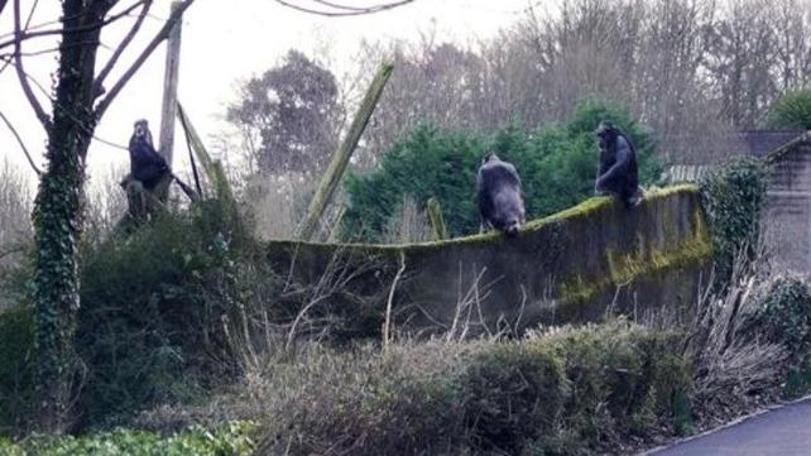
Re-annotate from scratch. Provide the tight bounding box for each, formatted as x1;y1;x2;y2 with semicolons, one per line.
477;152;526;236
594;122;643;208
128;119;169;190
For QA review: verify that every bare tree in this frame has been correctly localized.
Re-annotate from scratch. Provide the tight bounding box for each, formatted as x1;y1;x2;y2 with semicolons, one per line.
704;0;778;129
273;0;414;17
0;159;33;257
769;0;811;91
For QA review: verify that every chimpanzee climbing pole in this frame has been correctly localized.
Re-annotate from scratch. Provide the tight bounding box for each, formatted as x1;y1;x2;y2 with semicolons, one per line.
298;62;394;241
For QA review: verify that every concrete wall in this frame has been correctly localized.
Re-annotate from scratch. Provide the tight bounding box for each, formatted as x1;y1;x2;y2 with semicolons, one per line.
765;136;811;271
266;185;711;335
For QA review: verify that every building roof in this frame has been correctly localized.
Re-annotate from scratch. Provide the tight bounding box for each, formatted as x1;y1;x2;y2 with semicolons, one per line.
663;129;809;184
739;130;807;157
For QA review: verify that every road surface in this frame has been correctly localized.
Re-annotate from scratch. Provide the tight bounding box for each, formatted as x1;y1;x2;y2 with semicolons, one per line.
648;398;811;455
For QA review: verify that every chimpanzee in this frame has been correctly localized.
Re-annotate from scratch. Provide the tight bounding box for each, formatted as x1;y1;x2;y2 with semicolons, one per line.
594;122;643;208
128;119;170;190
477;152;525;236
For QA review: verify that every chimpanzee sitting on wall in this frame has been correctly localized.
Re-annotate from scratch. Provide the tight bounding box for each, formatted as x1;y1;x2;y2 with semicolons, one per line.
128;119;170;190
594;122;644;208
477;152;526;237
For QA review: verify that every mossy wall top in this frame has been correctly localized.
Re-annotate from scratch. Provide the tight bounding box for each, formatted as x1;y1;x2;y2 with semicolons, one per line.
266;185;711;332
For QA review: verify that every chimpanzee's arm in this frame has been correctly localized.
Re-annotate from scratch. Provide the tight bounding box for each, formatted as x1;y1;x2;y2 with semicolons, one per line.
145;146;169;170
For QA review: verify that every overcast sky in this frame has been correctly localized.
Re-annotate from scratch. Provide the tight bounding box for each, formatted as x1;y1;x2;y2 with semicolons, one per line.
0;0;534;192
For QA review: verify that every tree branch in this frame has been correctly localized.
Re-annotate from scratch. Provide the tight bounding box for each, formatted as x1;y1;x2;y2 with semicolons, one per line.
93;0;153;97
0;0;146;52
13;0;51;131
312;0;389;11
0;0;35;74
0;109;43;176
275;0;414;17
94;0;195;121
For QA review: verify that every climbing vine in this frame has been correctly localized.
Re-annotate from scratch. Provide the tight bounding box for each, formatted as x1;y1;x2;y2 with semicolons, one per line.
699;156;768;290
30;0;102;430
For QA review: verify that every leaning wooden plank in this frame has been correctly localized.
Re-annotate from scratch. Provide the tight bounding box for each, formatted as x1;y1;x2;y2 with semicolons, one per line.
176;101;236;204
176;102;214;174
211;160;235;205
298;62;394;241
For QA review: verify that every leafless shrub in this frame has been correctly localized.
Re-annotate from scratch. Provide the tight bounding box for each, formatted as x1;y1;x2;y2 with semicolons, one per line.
684;247;790;424
383;195;430;244
244;173;309;240
0;160;33;305
0;159;33;252
84;164;129;238
215;247;389;381
242;171;347;241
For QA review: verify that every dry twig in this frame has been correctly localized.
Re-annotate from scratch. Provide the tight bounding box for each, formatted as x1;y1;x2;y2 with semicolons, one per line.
382;251;406;352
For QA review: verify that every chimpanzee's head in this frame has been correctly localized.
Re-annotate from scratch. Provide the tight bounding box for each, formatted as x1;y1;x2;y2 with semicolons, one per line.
132;119;154;147
503;214;523;237
482;151;500;165
595;121;617;150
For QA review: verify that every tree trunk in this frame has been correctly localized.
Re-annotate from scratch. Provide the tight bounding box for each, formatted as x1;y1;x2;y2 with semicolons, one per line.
31;1;105;432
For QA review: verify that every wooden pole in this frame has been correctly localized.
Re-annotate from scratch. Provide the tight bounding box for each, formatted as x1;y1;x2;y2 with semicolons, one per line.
298;62;394;241
427;197;448;241
157;0;182;168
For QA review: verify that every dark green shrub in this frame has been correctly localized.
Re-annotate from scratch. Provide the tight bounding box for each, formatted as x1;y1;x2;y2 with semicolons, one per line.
752;276;811;358
462;343;566;454
75;198;263;427
768;87;811;130
783;357;811;399
699;156;768;288
343;100;660;241
0;307;33;433
540;321;691;448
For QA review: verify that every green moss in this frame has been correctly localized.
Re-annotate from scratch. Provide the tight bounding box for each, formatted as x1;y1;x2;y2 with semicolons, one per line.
268;184;700;253
557;217;712;306
555;184;710;305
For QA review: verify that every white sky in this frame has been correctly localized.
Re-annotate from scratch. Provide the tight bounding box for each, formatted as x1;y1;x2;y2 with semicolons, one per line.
0;0;532;193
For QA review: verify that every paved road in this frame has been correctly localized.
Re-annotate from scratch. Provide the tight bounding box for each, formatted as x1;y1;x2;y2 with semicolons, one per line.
649;399;811;455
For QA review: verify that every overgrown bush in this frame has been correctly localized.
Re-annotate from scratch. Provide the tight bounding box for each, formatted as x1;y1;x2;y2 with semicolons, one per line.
73;198;261;427
751;276;811;359
0;420;256;455
699;156;768;289
768;87;811;130
2;194;394;433
462;343;567;453
343;100;661;241
252;321;689;455
0;308;33;432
